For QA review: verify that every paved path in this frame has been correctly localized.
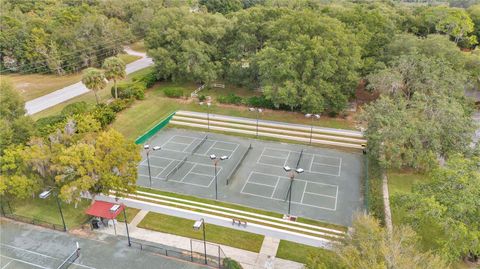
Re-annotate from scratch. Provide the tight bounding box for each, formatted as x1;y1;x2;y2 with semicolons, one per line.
98;211;303;269
0;218;204;269
96;194;331;248
25;47;154;115
254;237;281;269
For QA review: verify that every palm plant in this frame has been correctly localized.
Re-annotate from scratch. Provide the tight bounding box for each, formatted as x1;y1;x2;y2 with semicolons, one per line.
82;68;107;104
102;57;126;99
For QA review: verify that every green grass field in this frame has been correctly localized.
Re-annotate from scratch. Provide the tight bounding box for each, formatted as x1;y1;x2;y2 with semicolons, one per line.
276;240;332;264
138;212;264;252
118;54;142;64
116;207;141;223
9;197;91;229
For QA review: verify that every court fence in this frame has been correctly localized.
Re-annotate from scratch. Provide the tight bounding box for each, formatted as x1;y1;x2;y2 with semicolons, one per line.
130;238;238;268
135;112;176;145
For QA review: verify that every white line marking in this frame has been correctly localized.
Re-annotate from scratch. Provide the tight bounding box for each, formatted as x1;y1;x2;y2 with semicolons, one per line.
261;154;288;160
1;260;12;269
337;158;342;177
284;151;291;167
179;163;197;182
300;181;308;203
138;163;165;169
189;172;214;177
0;255;48;269
271;176;280;198
207;167;222;187
247;181;276;188
304;191;337;199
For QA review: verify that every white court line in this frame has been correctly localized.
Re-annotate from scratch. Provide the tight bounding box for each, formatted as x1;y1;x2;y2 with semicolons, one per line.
240;172;338;211
207;167;222;187
247;181;277;188
203;141;216;155
308;155;314;172
189;172;214;177
1;260;12;269
300;182;308;203
284;151;291;167
338;158;342;177
179;163;197;182
304;191;337;199
138;163;165;169
0;243;96;269
271;176;280;198
261;154;287;160
0;255;48;269
311;161;339;168
334;186;339;211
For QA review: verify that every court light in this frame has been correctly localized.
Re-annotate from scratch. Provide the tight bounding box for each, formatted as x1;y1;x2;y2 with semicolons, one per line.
210;154;217;160
144;144;150;149
295;168;304;174
220;155;229;160
193;219;204;230
284;166;292;172
153;146;161;151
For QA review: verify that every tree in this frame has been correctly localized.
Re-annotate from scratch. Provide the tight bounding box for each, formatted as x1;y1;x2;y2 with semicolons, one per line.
255;10;361;114
146;7;228;84
199;0;243;14
306;214;448;269
0;80;35;155
392;155;480;262
82;68;107;104
102;56;126;99
360;55;475;170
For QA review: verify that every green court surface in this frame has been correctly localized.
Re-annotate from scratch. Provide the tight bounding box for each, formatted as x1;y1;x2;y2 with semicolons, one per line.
138;128;364;226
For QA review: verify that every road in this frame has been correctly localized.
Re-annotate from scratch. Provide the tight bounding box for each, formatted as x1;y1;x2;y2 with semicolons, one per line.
0;218;205;269
25;48;154;115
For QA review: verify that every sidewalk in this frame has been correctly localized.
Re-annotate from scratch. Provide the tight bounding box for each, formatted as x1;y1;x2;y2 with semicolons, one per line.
97;210;303;269
25;47;154;115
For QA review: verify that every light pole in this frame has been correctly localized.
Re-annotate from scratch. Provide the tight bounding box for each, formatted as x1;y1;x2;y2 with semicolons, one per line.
210;154;229;200
248;107;263;138
122;206;131;247
200;102;212;131
39;189;66;231
283;166;304;216
143;144;161;187
305;113;321;145
193;218;207;265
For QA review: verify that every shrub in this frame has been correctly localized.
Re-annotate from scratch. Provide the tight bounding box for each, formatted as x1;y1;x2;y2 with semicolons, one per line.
217;93;242;105
132;70;157;88
61;101;90;116
245;95;275;109
112;82;146;100
109;98;133;112
198;94;207;102
164;87;184;98
223;258;243;269
91;104;116;127
36;115;66;136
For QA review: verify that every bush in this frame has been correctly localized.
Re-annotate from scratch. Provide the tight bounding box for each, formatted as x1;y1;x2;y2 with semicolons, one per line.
61;101;90;116
112;82;146;100
217;93;242;105
198;94;207;102
223;258;243;269
109;98;134;112
132;70;157;88
164;87;184;98
36;115;66;136
91;104;116;127
245;95;275;109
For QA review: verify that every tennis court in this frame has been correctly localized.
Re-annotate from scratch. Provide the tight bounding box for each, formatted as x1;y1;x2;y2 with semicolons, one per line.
138;128;363;226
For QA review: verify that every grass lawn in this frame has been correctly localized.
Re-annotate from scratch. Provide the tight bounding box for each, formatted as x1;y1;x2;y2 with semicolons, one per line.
118;53;142;64
116;207;140;223
112;83;355;140
387;169;430;196
138;212;264;252
2;73;82;101
10;197;91;229
130;40;146;52
276;240;332;264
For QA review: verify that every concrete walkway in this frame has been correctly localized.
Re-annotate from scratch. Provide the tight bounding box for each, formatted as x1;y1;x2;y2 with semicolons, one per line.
255;237;281;269
25;47;154;115
98;211;303;269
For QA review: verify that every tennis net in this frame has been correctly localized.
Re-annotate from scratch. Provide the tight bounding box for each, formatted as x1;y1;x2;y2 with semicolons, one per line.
166;157;188;180
57;242;80;269
191;135;208;155
296;149;304;168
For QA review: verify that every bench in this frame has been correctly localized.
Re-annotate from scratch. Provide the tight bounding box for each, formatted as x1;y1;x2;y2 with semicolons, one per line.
232;218;247;227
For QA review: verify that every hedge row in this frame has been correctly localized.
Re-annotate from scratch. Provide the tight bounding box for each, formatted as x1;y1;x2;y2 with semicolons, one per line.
110;70;158;100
